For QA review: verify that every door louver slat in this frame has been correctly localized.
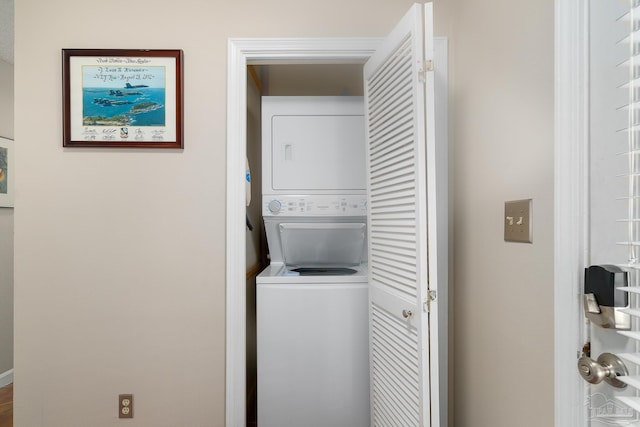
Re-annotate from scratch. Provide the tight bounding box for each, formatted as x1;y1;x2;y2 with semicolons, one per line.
370;180;415;197
370;148;414;174
370;127;413;156
371;271;417;299
618;396;640;413
369;124;413;152
618;375;640;391
371;244;417;259
368;39;412;98
370;197;414;209
620;307;640;318
619;330;640;341
620;352;640;365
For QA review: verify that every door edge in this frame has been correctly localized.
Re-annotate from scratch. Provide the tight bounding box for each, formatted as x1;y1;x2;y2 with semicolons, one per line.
554;0;590;425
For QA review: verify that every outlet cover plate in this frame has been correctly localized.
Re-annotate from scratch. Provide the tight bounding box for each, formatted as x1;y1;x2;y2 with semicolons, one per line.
119;394;133;419
504;199;532;243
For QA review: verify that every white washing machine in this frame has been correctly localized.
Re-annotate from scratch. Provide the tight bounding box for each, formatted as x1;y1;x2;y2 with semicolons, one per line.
256;265;369;427
257;97;370;427
256;206;370;427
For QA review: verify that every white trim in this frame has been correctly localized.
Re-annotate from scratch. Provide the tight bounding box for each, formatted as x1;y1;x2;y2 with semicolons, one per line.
0;369;13;387
225;38;380;427
554;0;590;426
433;37;449;427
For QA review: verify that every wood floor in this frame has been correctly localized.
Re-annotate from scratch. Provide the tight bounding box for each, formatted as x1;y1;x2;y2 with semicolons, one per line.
0;384;13;427
0;384;12;427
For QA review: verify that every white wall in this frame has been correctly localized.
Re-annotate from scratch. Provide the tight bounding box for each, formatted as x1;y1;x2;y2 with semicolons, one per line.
0;58;13;378
451;0;554;426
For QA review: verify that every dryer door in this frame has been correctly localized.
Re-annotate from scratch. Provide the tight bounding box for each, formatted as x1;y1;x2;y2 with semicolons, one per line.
263;97;366;194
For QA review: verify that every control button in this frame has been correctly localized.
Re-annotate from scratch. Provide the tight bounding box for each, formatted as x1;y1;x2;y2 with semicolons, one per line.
268;200;282;213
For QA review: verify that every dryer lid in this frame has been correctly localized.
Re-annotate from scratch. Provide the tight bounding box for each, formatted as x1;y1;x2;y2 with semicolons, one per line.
278;222;366;267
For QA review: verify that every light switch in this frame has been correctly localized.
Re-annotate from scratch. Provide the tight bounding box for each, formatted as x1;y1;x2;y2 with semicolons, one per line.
504;199;532;243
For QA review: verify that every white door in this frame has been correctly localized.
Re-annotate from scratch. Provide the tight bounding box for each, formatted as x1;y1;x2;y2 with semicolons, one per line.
582;0;640;425
364;3;440;426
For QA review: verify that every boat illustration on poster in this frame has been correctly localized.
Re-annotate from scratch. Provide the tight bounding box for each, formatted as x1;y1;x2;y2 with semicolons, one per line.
81;65;165;127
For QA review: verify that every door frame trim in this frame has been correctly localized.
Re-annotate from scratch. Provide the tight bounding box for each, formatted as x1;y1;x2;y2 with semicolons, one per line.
554;0;589;425
225;38;381;427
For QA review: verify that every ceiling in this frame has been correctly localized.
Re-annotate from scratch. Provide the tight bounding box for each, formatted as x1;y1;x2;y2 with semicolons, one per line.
0;0;13;64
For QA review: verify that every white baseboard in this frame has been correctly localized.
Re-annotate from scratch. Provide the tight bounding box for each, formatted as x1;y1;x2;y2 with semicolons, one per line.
0;369;13;387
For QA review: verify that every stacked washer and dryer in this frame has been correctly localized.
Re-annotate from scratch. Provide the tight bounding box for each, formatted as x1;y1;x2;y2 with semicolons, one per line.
256;96;370;427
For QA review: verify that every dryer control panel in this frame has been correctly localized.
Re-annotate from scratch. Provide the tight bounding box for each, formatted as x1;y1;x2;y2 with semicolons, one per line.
263;195;367;216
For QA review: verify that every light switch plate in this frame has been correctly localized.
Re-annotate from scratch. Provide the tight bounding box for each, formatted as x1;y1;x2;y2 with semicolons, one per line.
504;199;532;243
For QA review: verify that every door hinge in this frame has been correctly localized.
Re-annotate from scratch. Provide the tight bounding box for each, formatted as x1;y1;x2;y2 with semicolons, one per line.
418;59;434;83
424;290;437;312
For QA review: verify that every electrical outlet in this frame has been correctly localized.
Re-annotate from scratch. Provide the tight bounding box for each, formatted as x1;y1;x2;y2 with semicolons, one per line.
119;394;133;419
504;199;532;243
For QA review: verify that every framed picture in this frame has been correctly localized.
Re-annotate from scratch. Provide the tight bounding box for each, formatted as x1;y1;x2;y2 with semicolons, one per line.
62;49;183;148
0;136;14;208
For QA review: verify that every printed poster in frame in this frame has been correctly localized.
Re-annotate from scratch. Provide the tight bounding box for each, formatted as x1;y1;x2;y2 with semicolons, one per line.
62;49;183;148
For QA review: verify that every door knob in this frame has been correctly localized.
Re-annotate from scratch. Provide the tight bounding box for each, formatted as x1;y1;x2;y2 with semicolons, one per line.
577;352;628;388
402;309;412;319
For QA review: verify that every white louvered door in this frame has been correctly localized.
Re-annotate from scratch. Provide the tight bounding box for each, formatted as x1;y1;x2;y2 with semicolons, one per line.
586;1;640;425
609;0;640;418
364;3;440;426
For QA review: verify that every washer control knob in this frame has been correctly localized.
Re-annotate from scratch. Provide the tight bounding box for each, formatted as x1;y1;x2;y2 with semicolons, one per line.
268;200;282;214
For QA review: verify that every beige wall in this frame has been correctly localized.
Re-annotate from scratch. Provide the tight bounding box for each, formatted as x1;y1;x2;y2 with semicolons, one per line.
451;0;554;426
13;0;555;425
13;1;448;426
0;58;13;377
264;64;364;96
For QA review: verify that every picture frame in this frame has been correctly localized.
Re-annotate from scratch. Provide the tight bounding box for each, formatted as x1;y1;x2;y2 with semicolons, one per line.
0;136;14;208
62;49;183;148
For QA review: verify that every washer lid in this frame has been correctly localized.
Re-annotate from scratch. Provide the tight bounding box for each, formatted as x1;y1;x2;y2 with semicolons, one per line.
279;222;366;267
